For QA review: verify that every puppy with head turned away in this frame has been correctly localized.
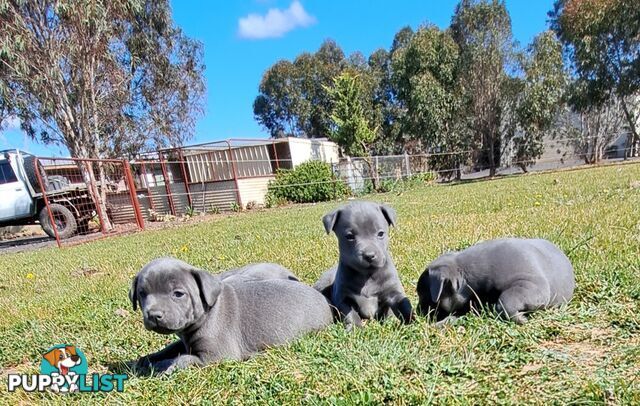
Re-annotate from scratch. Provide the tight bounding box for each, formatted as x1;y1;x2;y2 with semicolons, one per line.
129;258;333;375
417;238;575;325
314;201;414;330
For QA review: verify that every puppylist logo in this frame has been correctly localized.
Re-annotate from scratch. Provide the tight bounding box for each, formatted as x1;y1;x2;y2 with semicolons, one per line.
7;344;127;393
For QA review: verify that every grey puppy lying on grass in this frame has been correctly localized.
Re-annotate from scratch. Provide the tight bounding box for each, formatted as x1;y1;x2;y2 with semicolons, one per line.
129;257;333;375
313;201;414;329
417;238;575;324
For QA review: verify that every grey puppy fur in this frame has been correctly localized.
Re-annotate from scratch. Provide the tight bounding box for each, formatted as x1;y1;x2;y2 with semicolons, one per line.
129;257;332;375
417;238;575;324
313;201;414;329
219;262;299;283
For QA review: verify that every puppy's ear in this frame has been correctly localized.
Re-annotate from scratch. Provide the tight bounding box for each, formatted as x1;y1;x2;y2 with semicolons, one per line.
129;273;140;311
428;268;446;303
65;346;77;356
322;208;341;234
191;269;222;310
379;204;397;227
428;267;463;303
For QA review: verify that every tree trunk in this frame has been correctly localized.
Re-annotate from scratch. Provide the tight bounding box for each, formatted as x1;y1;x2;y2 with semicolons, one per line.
488;134;496;177
70;143;113;232
363;155;380;192
620;97;640;158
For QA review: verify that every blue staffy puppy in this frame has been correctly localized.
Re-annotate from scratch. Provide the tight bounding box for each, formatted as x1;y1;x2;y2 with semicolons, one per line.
130;258;332;375
417;238;575;324
313;201;414;329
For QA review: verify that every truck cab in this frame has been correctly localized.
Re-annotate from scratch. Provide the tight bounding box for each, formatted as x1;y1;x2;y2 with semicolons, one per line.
0;150;38;224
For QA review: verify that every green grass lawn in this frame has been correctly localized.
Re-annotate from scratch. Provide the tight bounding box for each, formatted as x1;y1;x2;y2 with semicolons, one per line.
1;163;639;404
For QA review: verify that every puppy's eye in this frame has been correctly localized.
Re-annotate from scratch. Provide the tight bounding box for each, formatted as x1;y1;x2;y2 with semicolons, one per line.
377;231;385;238
345;233;355;241
139;290;147;299
173;290;185;298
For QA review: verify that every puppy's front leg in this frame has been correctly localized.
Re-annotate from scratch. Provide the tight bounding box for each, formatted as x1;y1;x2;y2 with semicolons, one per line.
335;300;363;331
155;354;204;375
134;340;186;373
390;295;414;324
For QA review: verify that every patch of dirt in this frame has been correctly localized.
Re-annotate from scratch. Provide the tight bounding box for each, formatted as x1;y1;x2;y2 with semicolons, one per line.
537;325;637;373
0;360;37;377
541;340;609;369
71;266;105;278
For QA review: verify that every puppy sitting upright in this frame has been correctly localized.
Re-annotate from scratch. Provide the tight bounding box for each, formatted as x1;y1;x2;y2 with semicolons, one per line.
313;201;413;329
417;238;576;324
130;258;332;375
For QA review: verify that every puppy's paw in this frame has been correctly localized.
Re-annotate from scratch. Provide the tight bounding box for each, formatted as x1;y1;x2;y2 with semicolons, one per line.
435;315;458;328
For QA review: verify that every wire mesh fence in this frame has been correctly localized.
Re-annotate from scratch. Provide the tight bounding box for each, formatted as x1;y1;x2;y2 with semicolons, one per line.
26;136;639;249
34;157;144;247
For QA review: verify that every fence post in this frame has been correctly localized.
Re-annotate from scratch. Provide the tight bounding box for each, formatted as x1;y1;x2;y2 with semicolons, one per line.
123;160;145;230
227;141;243;209
177;148;193;208
404;153;411;177
159;152;177;216
272;141;280;170
34;158;62;248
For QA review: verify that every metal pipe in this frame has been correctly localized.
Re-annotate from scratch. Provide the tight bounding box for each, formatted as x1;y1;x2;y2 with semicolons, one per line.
227;140;243;209
34;157;62;248
123;160;145;230
177;148;193;208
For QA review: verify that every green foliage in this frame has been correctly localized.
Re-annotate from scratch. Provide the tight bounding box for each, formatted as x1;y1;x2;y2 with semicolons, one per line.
513;31;567;171
0;0;205;157
2;164;640;404
253;39;345;138
230;202;241;212
362;172;437;194
550;0;640;155
184;206;196;217
393;25;469;180
265;161;349;205
451;0;518;176
324;72;378;157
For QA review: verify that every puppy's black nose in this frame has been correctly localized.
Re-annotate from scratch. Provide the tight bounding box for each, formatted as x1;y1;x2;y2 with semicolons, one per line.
147;310;164;323
71;355;80;362
363;252;377;263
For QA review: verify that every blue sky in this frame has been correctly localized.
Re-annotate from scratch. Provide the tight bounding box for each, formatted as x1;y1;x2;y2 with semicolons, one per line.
0;0;555;157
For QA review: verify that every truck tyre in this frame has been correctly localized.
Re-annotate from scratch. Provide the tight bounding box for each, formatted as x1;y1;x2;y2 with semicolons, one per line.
23;155;47;192
39;204;78;239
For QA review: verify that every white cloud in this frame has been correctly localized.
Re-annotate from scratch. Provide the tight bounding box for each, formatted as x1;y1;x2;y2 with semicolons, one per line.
238;0;316;40
1;115;21;130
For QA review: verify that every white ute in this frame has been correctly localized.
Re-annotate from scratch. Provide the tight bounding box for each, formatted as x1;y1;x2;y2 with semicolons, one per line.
0;150;103;239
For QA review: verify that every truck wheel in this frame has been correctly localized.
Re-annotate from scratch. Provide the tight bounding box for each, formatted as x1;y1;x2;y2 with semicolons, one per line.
39;204;78;239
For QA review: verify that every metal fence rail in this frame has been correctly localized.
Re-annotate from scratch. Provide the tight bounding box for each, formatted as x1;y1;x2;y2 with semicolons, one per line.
31;139;639;248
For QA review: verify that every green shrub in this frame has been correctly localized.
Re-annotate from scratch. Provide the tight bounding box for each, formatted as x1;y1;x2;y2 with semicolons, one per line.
266;161;350;206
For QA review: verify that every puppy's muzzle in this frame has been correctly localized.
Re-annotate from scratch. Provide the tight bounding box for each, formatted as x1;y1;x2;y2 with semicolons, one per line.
144;310;165;327
362;251;377;263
